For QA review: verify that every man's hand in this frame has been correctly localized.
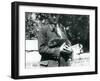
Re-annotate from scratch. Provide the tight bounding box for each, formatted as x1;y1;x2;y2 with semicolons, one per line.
59;42;73;54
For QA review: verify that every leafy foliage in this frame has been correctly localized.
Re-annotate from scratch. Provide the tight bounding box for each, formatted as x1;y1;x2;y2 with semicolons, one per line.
25;12;89;52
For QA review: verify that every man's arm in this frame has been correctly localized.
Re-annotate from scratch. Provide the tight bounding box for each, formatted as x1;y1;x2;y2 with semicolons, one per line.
38;26;60;57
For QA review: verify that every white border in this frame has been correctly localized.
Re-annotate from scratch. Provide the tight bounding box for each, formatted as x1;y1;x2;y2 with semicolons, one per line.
19;5;95;76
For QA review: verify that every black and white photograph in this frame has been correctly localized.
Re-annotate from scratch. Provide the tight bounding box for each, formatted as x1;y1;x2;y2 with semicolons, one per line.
25;12;90;68
11;2;97;79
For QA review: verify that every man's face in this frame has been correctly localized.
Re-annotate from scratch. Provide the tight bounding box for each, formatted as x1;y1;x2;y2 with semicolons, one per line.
49;14;60;24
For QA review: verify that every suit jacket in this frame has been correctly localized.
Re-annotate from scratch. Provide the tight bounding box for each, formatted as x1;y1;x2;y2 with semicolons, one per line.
38;24;72;67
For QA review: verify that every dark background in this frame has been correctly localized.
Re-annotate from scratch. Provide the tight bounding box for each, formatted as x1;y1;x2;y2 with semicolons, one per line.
25;12;89;52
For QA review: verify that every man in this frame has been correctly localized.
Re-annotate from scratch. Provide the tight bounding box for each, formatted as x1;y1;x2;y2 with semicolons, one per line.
38;14;73;67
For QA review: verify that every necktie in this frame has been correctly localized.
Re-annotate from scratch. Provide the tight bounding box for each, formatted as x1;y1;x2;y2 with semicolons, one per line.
56;25;63;38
